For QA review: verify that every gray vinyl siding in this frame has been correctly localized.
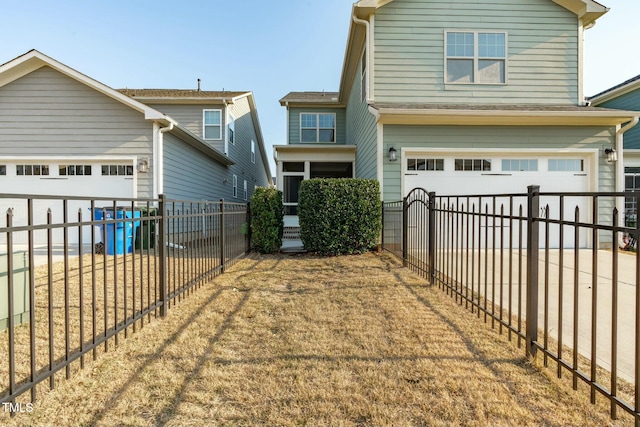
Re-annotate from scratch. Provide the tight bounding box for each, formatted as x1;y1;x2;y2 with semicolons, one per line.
598;89;640;150
288;107;347;145
148;103;227;153
0;66;154;197
374;0;579;104
382;124;616;229
346;50;378;180
163;132;230;200
226;97;271;198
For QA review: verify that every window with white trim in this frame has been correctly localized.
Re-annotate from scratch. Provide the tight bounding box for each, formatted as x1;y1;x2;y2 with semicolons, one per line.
203;109;222;140
446;31;506;84
501;159;538;172
233;174;238;198
228;114;235;145
0;165;5;176
300;113;336;143
243;180;248;201
454;159;491;171
548;159;584;172
251;140;256;164
16;164;50;176
59;165;92;176
407;158;444;171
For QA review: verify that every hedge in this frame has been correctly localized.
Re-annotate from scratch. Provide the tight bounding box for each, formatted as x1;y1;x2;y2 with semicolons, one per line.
250;187;284;254
298;178;382;255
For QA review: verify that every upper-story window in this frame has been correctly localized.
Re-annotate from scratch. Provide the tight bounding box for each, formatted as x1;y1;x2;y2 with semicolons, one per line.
228;114;235;145
203;109;222;140
251;140;256;164
300;113;336;143
445;31;506;84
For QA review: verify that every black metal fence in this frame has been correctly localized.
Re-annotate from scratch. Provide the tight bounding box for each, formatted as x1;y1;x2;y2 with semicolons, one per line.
0;194;249;412
383;186;640;425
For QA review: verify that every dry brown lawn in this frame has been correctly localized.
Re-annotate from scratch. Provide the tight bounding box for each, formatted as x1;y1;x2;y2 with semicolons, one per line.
0;251;633;426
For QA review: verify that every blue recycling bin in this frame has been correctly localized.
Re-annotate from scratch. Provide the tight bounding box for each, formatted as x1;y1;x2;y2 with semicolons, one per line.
92;207;141;255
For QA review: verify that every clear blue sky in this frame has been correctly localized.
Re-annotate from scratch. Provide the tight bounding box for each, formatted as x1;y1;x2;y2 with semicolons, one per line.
2;0;639;175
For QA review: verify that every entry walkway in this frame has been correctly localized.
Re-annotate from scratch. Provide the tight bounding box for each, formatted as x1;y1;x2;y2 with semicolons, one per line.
2;252;629;426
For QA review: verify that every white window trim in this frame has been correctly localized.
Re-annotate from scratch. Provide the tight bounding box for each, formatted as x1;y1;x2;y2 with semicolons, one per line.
203;109;223;141
228;113;235;146
243;180;248;201
299;112;337;144
444;30;508;85
232;174;238;198
251;139;256;164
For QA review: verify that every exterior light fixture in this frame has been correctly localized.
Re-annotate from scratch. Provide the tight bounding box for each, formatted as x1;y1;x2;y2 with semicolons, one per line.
388;146;398;162
138;158;149;173
604;148;617;163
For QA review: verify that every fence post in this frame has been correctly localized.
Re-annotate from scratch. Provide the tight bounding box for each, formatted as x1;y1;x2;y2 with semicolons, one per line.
220;199;225;273
158;194;167;318
402;197;408;268
526;185;540;358
428;192;436;285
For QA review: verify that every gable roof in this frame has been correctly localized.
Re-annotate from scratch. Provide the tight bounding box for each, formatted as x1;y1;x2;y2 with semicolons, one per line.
117;89;250;104
587;74;640;106
0;49;234;166
339;0;609;104
0;50;166;121
352;0;608;25
118;87;272;180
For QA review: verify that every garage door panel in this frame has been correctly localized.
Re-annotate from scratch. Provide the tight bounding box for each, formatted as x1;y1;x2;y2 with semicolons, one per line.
0;160;135;246
404;154;591;249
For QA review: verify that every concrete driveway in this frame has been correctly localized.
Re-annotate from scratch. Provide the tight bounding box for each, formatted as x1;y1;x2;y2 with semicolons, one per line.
433;248;639;384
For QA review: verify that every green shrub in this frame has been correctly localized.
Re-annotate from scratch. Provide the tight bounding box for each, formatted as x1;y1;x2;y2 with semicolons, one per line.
250;187;284;254
298;178;382;255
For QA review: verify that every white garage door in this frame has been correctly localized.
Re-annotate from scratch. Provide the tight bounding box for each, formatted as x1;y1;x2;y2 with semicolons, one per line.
403;154;592;248
0;160;135;246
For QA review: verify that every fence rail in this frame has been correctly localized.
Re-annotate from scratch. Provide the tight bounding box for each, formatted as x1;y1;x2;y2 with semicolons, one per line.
383;186;640;426
0;193;249;411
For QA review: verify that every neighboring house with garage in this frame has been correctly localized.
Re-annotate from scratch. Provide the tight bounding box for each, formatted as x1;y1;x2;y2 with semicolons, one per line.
0;49;272;245
274;0;639;248
588;75;640;227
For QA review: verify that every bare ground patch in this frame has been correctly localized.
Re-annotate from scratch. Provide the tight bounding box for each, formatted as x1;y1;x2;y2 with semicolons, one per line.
1;252;631;426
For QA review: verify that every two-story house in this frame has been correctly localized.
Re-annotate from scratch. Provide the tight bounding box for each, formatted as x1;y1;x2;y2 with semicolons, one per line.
588;75;640;227
0;50;272;245
274;0;639;247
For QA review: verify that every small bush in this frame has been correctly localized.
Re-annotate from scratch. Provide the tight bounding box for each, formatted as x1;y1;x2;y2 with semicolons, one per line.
298;178;382;255
250;187;284;253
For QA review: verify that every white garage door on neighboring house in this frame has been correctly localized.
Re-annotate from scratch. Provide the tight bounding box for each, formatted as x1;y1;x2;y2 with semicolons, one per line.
402;151;594;248
0;159;136;246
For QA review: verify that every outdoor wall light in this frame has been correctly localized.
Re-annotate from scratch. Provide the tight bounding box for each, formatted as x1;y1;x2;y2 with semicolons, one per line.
138;158;149;173
604;147;618;163
388;146;398;162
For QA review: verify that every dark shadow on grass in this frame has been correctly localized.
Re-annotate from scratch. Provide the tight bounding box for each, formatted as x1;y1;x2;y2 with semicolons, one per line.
85;285;238;427
155;292;250;426
401;280;557;426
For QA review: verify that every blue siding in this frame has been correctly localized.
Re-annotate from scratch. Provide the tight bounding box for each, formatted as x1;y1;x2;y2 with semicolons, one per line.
598;88;640;150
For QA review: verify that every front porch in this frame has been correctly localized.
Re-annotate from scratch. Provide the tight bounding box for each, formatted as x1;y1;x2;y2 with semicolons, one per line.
274;144;357;251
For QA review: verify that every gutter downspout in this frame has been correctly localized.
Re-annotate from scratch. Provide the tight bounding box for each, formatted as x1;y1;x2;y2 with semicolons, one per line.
352;13;370;103
616;116;639;247
157;122;174;197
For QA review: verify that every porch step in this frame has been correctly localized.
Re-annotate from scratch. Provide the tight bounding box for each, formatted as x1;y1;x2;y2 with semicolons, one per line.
283;226;301;240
